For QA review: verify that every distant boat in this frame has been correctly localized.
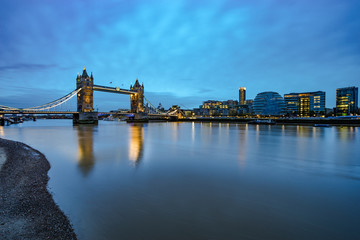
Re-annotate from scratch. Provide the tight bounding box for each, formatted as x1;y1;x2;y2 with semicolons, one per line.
249;119;276;125
103;117;115;121
314;124;331;127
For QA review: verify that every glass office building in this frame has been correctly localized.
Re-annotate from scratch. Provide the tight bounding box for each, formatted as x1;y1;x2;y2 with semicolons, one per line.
284;91;325;117
283;94;299;115
253;92;285;115
336;87;358;116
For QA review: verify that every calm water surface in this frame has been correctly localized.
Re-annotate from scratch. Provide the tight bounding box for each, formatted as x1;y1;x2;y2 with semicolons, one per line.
1;120;360;240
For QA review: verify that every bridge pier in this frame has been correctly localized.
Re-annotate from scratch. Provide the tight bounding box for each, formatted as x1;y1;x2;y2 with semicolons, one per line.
169;115;179;121
73;112;98;125
126;113;149;123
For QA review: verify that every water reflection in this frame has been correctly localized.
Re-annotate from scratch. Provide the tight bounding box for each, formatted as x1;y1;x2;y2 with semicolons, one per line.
128;123;144;166
337;126;357;141
296;125;312;138
191;122;195;143
2;120;360;240
237;124;248;166
170;122;181;142
75;125;96;176
0;126;4;137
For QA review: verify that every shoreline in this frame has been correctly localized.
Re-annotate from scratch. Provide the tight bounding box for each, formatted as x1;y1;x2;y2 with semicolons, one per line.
0;138;77;240
176;117;360;126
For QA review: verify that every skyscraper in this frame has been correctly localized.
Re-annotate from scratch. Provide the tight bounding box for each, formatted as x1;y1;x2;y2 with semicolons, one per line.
239;87;246;105
336;87;358;116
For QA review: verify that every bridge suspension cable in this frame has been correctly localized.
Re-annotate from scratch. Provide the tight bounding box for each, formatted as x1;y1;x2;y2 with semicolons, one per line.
0;105;20;111
0;88;81;111
144;96;163;114
23;88;81;111
143;95;184;117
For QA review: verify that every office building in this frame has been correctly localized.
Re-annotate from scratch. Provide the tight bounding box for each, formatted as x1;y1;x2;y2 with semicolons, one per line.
336;87;358;116
284;91;325;117
253;92;285;116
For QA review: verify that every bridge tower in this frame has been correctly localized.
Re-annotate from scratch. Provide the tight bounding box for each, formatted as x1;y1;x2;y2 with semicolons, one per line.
130;79;144;113
76;68;94;112
74;68;98;124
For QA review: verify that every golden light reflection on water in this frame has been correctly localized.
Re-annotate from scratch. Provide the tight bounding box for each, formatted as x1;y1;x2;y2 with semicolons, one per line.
170;122;180;142
281;124;285;136
296;125;312;138
312;126;317;138
128;124;144;166
337;126;357;141
0;126;4;137
200;122;213;145
76;125;95;176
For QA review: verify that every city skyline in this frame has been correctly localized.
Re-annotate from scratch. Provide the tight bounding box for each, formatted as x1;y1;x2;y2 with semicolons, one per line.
1;0;360;110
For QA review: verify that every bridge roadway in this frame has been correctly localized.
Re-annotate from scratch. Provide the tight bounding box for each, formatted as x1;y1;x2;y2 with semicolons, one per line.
0;110;166;117
93;85;137;95
0;111;78;115
0;111;127;115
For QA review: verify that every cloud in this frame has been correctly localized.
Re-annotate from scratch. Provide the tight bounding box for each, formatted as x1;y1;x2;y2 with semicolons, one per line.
0;0;359;109
0;63;57;72
197;88;213;94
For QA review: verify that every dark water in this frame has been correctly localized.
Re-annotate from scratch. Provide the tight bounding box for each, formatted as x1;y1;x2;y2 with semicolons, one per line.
1;120;360;240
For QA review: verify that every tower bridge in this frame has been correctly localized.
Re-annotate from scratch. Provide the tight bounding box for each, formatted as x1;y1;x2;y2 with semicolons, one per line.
74;68;144;123
0;68;183;125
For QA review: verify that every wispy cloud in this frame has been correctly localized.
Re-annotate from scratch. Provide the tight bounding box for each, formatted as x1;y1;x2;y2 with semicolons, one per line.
0;63;57;72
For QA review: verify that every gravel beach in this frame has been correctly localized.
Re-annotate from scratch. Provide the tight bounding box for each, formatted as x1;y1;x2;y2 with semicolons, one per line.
0;138;77;240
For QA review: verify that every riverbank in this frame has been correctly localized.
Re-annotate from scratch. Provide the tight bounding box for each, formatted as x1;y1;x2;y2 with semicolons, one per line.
178;117;360;126
0;138;77;240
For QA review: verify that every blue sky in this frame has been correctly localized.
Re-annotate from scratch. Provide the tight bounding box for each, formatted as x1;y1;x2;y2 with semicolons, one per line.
0;0;359;110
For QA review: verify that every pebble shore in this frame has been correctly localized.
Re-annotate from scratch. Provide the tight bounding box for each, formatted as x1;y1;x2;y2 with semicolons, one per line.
0;138;77;240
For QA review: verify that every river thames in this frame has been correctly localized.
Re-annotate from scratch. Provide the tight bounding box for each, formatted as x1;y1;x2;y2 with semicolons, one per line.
1;120;359;240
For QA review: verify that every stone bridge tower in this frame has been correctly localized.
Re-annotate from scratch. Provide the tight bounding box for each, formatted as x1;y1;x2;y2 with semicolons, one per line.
74;68;97;124
130;79;144;113
76;68;94;112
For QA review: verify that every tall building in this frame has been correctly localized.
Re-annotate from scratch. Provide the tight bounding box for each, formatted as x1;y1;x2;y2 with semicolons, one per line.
253;92;285;116
284;91;325;117
336;87;358;116
239;87;246;105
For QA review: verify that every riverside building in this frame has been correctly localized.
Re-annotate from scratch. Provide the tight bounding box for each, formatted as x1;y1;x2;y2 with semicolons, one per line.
239;87;246;105
336;87;358;116
253;92;285;116
284;91;325;117
195;100;228;116
194;100;250;116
